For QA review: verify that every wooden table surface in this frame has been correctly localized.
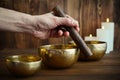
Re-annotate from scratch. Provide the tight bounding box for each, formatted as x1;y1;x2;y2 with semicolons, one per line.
0;49;120;80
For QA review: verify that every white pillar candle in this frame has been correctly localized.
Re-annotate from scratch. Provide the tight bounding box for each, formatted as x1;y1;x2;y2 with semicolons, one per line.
84;34;98;41
101;18;114;52
97;26;111;53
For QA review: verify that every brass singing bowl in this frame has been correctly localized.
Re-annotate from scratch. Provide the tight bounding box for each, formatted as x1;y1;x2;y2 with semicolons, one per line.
6;55;42;77
38;44;79;69
69;41;107;61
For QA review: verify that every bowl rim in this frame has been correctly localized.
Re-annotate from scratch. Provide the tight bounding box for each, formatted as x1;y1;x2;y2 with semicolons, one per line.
69;40;106;44
85;41;106;44
6;55;42;64
39;44;77;50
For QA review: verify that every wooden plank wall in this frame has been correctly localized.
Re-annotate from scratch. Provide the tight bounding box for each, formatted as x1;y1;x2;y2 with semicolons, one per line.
0;0;119;50
114;0;120;49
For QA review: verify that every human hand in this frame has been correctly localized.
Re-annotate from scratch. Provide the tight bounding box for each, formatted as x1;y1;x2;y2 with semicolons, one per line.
16;12;79;39
0;8;79;39
30;13;79;39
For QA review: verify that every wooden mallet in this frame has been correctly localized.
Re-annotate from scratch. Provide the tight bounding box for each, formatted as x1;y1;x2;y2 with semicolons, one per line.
52;5;93;57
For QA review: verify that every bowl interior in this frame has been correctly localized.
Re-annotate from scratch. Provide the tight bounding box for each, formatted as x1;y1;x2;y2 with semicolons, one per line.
40;44;77;50
85;41;106;44
6;55;41;63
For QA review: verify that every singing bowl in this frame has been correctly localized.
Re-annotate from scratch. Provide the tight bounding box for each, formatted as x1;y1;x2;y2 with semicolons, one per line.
69;41;107;61
79;41;107;61
6;55;42;77
38;44;79;69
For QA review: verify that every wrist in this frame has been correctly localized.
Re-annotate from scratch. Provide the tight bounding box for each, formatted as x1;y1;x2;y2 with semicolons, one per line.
18;14;36;34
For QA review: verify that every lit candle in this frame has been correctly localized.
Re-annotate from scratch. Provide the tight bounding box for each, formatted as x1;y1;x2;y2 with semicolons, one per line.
97;26;110;53
101;18;114;52
84;34;98;41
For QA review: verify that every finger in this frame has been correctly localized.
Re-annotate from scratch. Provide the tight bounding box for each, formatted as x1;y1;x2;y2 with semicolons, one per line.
58;30;63;36
56;17;79;32
74;20;80;32
65;15;73;19
65;15;80;32
63;31;69;37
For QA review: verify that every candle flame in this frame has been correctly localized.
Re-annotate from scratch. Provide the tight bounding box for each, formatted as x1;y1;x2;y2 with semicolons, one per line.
89;34;92;37
102;26;104;29
106;18;109;22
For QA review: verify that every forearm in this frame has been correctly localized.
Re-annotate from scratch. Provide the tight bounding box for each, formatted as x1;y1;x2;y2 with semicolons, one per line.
0;7;34;33
0;7;79;39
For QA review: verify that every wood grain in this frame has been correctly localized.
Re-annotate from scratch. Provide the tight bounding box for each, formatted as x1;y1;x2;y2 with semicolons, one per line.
0;49;120;80
0;0;119;50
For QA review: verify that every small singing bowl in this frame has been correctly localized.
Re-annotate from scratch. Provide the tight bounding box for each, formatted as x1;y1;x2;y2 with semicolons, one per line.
38;44;79;69
6;55;42;77
69;41;107;61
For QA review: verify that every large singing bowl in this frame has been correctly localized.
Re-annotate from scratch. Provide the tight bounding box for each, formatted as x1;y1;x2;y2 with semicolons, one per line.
38;44;79;69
